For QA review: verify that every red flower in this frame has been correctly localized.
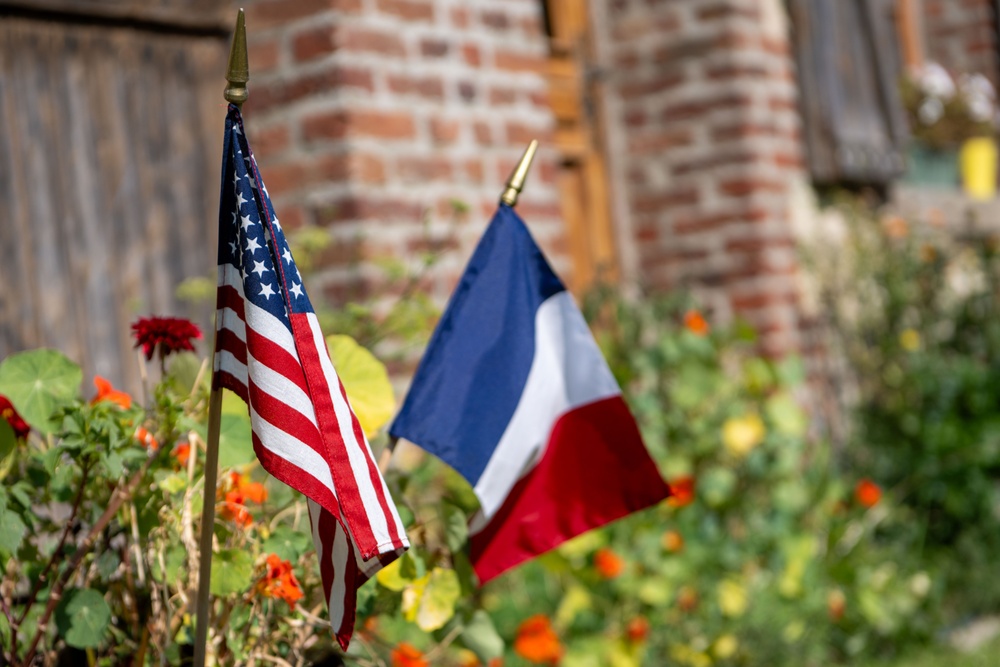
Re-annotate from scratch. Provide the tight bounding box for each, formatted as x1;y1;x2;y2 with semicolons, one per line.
0;395;30;440
594;547;625;579
667;476;695;508
131;316;202;361
514;615;563;664
855;478;882;508
684;310;710;336
91;376;132;409
626;617;649;643
255;554;304;609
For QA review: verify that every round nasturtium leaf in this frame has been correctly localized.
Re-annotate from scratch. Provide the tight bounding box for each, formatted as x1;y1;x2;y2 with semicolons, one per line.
325;335;395;438
54;588;112;649
0;349;82;434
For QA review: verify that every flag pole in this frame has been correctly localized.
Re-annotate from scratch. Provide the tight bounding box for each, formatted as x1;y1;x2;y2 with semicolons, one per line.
193;9;248;667
377;141;539;476
499;140;539;207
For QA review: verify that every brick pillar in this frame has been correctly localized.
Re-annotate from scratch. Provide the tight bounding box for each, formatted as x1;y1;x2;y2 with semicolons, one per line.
239;0;565;310
923;0;1000;83
600;0;808;356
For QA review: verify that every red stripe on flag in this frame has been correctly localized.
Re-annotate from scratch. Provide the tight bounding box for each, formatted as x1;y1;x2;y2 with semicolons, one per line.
334;375;408;551
288;313;379;556
469;395;670;583
251;433;339;511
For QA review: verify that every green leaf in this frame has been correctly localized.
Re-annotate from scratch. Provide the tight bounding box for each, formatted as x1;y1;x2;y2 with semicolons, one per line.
262;525;313;562
166;352;205;396
766;393;808;438
158;473;188;495
0;350;82;434
326;335;395;437
442;502;468;552
461;610;504;663
210;549;254;597
0;502;26;556
54;588;111;648
376;555;414;592
150;545;186;584
218;413;254;470
96;551;122;580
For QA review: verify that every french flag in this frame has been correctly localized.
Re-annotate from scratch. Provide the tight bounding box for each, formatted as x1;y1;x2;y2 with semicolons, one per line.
390;205;670;583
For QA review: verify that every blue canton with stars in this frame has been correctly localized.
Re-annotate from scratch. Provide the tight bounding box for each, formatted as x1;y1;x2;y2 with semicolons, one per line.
219;105;314;320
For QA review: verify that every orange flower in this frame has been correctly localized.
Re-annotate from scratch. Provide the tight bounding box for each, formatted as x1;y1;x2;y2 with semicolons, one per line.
626;617;649;643
390;642;428;667
854;478;881;507
255;554;304;609
91;376;132;409
684;310;710;335
882;215;909;239
667;476;695;508
134;427;159;452
514;615;563;664
172;441;191;468
219;472;267;527
662;530;685;553
594;547;625;579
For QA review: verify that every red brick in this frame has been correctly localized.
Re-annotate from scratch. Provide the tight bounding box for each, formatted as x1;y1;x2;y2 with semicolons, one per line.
377;0;434;21
302;110;348;141
462;44;482;67
248;66;374;113
490;87;518;106
725;236;796;253
482;9;510;30
348;109;417;139
341;28;407;57
458;81;478;102
519;14;543;36
696;3;759;22
495;50;545;73
251;122;291;157
462;158;485;183
506;121;545;145
472;120;493;146
247;0;362;28
719;178;787;197
292;27;336;63
420;38;450;58
351;152;386;184
316;196;424;225
387;73;444;100
627;128;693;154
451;6;470;27
661;92;753;121
248;38;281;72
430;117;460;144
619;71;685;98
705;63;769;81
672;149;758;176
632;188;698;213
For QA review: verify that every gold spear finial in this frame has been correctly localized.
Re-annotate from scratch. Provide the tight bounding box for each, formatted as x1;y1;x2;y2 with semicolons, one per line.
224;9;249;106
499;140;539;207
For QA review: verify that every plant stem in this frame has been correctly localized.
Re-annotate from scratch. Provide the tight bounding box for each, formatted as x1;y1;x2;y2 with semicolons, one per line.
21;456;154;666
13;461;91;650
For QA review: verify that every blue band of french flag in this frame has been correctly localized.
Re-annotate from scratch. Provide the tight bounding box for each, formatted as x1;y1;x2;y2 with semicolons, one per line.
390;205;670;583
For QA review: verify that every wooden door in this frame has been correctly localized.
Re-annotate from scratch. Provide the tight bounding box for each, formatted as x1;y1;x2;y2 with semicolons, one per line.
0;1;229;389
543;0;620;292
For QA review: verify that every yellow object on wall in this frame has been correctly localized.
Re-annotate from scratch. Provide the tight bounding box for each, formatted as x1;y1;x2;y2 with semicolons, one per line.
960;137;998;200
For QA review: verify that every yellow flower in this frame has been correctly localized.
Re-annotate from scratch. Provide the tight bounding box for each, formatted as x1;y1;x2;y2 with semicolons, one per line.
717;579;748;618
722;414;765;457
713;634;739;659
899;329;921;351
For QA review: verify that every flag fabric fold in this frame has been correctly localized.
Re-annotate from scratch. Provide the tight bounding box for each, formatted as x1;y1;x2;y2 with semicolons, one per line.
213;104;409;648
389;204;670;583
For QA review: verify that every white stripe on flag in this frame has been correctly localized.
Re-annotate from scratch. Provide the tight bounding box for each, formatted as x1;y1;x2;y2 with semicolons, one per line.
305;312;394;546
216;350;249;388
249;405;338;498
472;291;622;524
247;352;318;423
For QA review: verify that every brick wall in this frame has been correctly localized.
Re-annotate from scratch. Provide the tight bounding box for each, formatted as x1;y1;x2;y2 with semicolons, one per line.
598;0;808;356
239;0;564;318
924;0;999;82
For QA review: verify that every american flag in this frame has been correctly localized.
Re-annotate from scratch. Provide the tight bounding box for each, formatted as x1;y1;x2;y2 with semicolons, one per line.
213;104;409;648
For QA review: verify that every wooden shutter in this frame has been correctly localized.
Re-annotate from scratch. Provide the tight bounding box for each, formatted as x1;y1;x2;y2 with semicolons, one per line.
543;0;620;292
790;0;909;184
